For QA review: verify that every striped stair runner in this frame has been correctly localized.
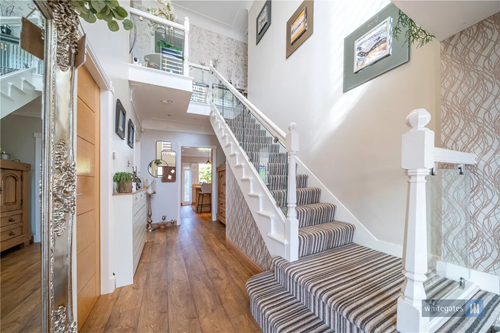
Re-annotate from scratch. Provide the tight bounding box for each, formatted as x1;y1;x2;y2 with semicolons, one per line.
223;112;499;333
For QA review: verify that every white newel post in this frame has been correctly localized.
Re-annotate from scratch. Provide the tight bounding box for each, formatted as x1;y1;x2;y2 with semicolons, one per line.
183;17;190;76
286;123;299;262
397;109;434;333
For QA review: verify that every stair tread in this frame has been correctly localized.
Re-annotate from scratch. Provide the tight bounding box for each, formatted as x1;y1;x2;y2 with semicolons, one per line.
271;187;322;207
298;221;355;257
247;271;334;333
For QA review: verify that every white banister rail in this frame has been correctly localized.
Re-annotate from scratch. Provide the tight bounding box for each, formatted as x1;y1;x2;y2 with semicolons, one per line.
209;63;287;143
286;123;299;261
129;7;186;31
397;109;477;333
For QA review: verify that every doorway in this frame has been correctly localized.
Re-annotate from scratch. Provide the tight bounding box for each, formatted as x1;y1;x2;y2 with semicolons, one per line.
180;147;213;215
76;65;101;329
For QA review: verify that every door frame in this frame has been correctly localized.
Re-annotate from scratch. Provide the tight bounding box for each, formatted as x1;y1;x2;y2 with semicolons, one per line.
176;143;218;222
83;41;115;295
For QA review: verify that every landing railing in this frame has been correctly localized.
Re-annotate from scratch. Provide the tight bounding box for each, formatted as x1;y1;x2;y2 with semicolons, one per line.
189;63;209;103
397;109;478;333
129;7;189;76
0;16;43;76
209;62;300;261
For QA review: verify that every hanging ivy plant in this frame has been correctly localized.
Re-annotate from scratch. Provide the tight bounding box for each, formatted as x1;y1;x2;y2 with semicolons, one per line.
393;10;435;48
69;0;133;32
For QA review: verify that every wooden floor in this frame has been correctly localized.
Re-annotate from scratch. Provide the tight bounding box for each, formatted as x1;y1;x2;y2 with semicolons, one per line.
81;206;262;333
0;243;42;333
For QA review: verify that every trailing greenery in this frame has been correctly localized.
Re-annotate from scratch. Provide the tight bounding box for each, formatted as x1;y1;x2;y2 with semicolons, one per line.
393;10;435;48
113;172;133;192
69;0;133;32
156;40;181;54
154;159;163;166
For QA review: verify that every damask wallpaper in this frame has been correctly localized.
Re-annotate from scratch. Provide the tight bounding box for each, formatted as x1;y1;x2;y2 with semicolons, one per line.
226;166;272;270
441;12;500;277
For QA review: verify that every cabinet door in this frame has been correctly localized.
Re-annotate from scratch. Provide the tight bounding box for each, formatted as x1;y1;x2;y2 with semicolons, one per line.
218;170;226;199
0;169;23;213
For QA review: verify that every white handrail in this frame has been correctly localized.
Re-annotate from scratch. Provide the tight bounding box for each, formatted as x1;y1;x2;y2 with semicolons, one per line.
129;7;186;31
434;147;477;165
210;64;287;143
189;63;210;71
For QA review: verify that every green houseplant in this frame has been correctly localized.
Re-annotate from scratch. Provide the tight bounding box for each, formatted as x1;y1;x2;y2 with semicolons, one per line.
113;172;133;193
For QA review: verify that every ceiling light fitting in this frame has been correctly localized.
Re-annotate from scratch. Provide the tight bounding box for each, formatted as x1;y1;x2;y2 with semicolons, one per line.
162;100;173;104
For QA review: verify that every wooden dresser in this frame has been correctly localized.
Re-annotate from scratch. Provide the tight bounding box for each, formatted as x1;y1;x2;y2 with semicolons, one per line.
217;164;226;224
0;160;31;251
113;189;147;287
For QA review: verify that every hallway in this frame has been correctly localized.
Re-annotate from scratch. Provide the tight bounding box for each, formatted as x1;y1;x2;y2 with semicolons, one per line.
81;206;261;333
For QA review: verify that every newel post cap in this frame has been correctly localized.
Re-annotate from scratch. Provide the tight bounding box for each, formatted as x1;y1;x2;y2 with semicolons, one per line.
286;122;299;152
406;109;431;131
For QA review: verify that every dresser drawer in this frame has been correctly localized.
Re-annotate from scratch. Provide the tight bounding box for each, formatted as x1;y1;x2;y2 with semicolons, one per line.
1;225;23;241
218;199;226;211
1;213;22;227
133;191;146;214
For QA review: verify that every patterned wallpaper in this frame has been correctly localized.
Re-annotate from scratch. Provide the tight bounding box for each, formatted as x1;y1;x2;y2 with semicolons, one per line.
226;165;272;270
189;24;248;89
441;12;500;277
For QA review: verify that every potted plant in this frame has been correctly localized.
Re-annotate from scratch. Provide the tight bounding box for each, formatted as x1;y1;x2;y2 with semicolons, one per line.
113;172;133;193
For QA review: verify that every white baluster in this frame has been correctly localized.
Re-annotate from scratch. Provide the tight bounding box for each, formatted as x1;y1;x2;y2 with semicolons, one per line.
286;122;299;262
183;17;190;77
397;109;434;333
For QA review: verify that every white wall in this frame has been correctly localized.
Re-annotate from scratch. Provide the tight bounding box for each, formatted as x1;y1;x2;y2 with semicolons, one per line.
0;113;42;240
140;129;225;222
248;0;441;247
81;6;142;176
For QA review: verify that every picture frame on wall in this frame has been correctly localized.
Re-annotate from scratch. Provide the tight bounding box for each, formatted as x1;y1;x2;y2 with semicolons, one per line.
343;3;409;92
115;99;126;140
286;0;314;59
256;0;271;45
127;119;135;149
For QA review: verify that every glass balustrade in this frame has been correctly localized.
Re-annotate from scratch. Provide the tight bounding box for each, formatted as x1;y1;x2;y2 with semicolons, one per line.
209;72;289;209
129;12;185;75
426;165;471;301
190;65;209;103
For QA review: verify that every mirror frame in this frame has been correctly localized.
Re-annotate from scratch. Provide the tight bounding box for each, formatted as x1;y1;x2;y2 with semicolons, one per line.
34;1;82;331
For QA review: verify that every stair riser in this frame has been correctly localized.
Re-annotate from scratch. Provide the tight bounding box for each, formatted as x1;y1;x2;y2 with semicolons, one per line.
296;205;336;227
272;188;322;207
298;222;355;257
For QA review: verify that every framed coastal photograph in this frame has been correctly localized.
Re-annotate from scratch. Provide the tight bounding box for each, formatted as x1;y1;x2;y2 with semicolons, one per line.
354;17;392;73
256;0;271;45
286;0;314;59
115;99;126;140
290;8;307;44
127;119;135;149
343;3;409;92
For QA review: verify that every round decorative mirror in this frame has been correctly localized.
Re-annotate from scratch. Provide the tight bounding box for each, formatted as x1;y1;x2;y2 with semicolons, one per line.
148;159;168;178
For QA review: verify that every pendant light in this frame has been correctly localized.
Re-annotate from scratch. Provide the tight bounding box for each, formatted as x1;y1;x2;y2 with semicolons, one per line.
206;149;211;165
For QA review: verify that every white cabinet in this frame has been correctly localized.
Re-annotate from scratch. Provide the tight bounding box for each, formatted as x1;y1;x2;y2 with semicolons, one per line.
113;189;147;287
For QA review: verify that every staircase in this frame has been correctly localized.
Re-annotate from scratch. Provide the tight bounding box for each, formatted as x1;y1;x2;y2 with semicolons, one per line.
1;67;43;119
208;67;500;332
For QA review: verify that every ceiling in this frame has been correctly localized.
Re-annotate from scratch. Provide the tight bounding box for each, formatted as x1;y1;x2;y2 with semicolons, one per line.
181;147;212;157
173;1;245;26
130;81;209;125
393;1;500;41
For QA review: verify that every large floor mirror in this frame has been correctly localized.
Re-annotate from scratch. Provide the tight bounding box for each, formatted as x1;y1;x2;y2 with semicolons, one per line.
1;1;82;331
1;1;45;331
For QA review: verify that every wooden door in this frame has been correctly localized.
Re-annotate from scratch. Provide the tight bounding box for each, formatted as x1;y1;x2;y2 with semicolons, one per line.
0;169;23;213
76;66;100;329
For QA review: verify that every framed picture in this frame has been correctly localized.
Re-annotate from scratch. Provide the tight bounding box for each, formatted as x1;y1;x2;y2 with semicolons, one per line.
286;0;314;59
256;0;271;45
343;3;409;92
354;17;392;73
115;99;126;139
127;119;135;149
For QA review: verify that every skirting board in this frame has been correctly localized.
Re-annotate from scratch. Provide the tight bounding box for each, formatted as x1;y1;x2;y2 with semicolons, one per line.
225;238;264;276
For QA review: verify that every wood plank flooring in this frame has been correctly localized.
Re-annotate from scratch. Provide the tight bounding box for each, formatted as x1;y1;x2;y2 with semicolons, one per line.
81;206;261;333
0;243;42;333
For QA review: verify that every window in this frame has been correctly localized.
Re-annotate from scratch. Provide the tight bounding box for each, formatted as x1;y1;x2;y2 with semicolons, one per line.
198;163;212;183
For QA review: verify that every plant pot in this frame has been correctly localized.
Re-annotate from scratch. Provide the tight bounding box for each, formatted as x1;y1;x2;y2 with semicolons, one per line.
118;180;133;193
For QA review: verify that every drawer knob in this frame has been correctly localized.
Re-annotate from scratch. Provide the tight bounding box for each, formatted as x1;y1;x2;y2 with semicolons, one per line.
8;218;15;222
9;231;15;236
